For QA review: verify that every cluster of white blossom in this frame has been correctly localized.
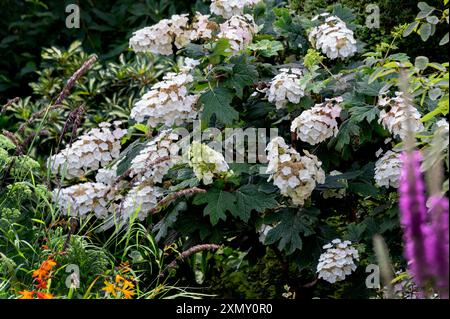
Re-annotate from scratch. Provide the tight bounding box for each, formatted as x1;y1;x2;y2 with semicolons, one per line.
218;14;258;53
120;183;163;222
322;170;347;199
185;141;232;185
95;166;117;185
129;130;181;184
54;182;114;219
267;68;306;109
180;58;201;73
266;137;325;205
95;164;128;198
374;150;402;188
129;14;191;55
308;14;357;59
49;122;127;179
291;97;343;145
317;239;359;284
436;118;449;132
130;72;199;127
190;13;217;41
210;0;261;19
378;92;424;140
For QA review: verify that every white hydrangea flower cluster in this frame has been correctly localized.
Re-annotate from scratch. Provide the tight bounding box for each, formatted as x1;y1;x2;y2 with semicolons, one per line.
374;150;402;188
49;122;127;179
185;141;232;185
308;15;357;60
95;165;128;197
180;58;201;73
129;14;191;55
129;130;181;184
317;239;359;284
322;170;347;199
266;137;325;206
436;118;449;132
190;13;218;41
267;68;306;109
95;166;117;185
130;72;199;127
378;92;424;140
291;97;343;145
54;182;115;219
210;0;261;18
218;14;258;53
120;183;163;222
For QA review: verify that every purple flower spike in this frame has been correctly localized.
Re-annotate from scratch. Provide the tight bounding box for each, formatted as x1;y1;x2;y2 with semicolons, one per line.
427;196;449;298
399;149;450;298
399;150;429;288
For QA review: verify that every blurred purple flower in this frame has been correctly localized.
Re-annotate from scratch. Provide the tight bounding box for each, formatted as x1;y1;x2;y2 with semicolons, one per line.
427;196;449;298
399;150;449;298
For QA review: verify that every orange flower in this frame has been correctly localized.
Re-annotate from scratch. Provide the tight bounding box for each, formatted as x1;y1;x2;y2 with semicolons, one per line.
40;259;57;272
32;258;57;284
37;292;54;299
115;274;125;284
121;279;135;290
18;290;35;299
102;281;117;297
35;278;48;290
32;268;48;281
118;287;135;299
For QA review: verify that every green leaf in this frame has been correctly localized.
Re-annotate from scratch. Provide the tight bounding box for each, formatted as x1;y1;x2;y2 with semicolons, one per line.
183;43;206;59
389;53;410;62
355;79;386;96
345;223;366;242
153;202;187;242
225;55;258;98
415;56;429;70
200;87;238;125
273;8;307;50
417;2;435;17
440;33;449;46
116;139;147;176
403;21;420;37
234;184;278;222
332;4;356;25
427;62;447;71
426;15;439;24
248;40;284;57
133;123;149;134
193;189;236;225
428;88;442;101
349;106;380;124
348;182;379;196
421;95;449;122
369;67;397;83
209;38;231;64
419;23;432;41
334;120;360;152
265;208;319;255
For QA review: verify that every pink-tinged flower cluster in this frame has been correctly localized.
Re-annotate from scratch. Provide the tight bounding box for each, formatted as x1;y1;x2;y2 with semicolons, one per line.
399;150;449;298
